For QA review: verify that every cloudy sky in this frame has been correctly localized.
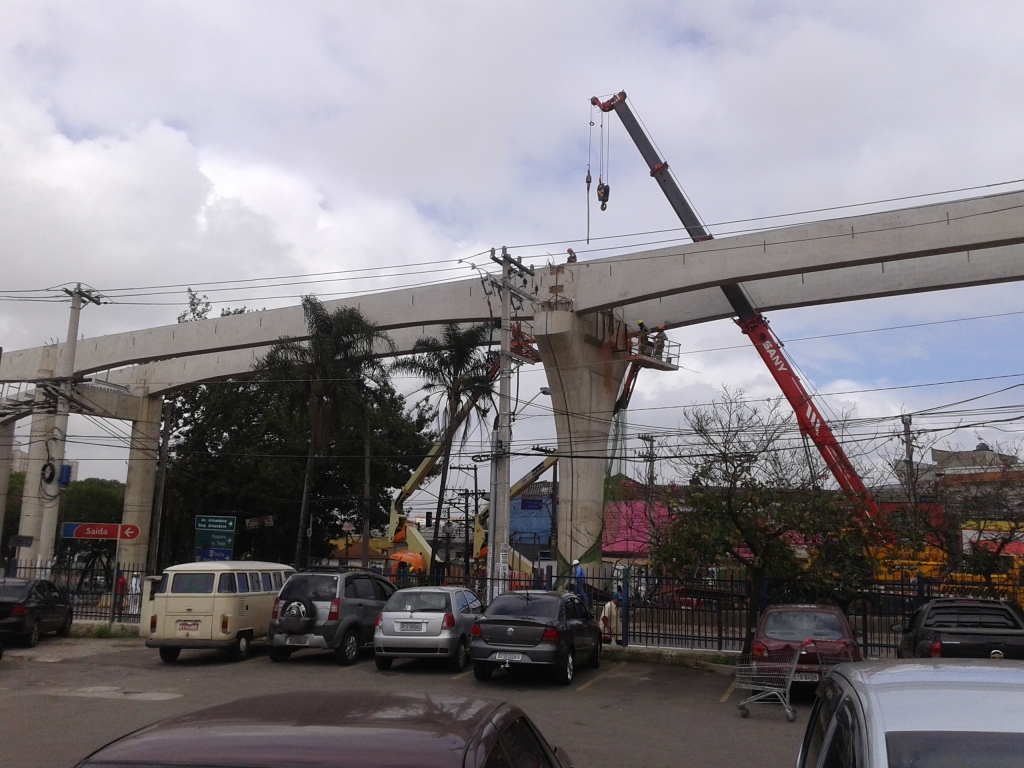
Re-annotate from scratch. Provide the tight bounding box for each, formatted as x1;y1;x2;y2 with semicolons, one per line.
2;2;1023;499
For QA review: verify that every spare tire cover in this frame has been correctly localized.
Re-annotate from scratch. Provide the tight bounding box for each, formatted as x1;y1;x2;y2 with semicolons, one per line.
279;596;317;634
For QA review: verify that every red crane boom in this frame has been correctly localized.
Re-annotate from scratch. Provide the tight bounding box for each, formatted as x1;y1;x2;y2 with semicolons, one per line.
592;91;877;517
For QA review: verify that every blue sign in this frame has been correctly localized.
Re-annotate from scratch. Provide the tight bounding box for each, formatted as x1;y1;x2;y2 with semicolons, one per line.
520;498;544;510
195;548;233;562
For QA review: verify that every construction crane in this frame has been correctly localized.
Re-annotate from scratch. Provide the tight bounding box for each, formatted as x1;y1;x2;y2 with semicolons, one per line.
592;91;878;517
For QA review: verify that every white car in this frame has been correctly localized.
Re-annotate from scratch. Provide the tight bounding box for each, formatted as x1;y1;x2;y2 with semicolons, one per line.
797;659;1024;767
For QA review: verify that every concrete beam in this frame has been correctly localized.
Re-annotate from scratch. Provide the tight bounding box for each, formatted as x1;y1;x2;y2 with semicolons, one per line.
558;190;1024;314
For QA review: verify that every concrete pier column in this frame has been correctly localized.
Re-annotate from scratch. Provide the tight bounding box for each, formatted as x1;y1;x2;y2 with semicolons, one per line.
18;380;55;563
0;420;15;551
116;393;162;567
534;310;627;565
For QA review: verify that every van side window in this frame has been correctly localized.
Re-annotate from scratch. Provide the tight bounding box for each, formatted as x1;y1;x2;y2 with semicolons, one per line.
157;574;168;594
237;573;250;593
218;573;237;593
250;573;261;592
261;573;273;592
273;573;283;590
171;573;215;594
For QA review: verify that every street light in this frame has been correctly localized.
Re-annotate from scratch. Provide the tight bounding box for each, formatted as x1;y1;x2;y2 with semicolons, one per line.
513;386;552;423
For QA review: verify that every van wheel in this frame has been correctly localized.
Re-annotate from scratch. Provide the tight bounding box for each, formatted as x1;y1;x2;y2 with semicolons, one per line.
448;638;468;672
268;647;291;663
335;629;359;666
159;647;180;664
230;634;251;661
375;655;393;671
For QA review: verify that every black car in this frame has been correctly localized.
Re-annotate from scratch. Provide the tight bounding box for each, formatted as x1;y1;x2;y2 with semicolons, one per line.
75;691;574;768
470;590;601;685
0;578;73;647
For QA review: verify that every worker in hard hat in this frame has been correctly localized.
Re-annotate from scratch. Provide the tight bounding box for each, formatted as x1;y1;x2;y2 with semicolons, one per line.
653;325;667;360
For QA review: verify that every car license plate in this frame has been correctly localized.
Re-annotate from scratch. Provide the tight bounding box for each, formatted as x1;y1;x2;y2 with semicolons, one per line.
399;622;423;631
494;652;522;661
793;673;819;682
177;621;199;632
285;636;308;646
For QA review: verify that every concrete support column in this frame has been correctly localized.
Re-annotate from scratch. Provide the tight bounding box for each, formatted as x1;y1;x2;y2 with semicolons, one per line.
18;379;54;563
0;420;15;553
116;393;162;567
534;310;627;565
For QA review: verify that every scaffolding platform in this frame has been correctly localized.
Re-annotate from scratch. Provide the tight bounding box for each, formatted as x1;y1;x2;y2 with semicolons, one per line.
625;335;680;371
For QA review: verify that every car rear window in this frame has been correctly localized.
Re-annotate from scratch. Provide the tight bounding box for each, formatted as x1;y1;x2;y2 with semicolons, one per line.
0;584;30;601
385;591;451;613
486;594;560;619
761;610;847;641
170;573;215;594
280;574;339;602
923;605;1023;630
887;730;1024;767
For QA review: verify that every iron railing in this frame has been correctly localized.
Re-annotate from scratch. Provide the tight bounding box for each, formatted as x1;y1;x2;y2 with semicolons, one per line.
2;560;148;624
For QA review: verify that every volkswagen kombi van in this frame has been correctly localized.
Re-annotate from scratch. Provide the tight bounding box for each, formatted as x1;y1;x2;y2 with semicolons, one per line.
145;561;295;663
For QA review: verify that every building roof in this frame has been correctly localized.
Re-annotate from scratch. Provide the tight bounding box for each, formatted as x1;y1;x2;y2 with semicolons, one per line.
331;540;386;560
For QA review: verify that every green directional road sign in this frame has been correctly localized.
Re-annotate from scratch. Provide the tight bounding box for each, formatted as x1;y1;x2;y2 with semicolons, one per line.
195;531;235;550
195;515;236;532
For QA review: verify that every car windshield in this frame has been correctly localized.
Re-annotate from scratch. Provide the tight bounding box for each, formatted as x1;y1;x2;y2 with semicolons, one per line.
887;730;1024;767
384;591;451;613
761;610;846;641
280;574;339;602
0;583;30;601
486;594;560;619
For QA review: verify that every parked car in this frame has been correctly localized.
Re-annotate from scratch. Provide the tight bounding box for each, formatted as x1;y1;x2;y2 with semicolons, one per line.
74;690;574;768
373;585;482;672
145;561;295;663
469;590;600;686
797;659;1024;767
751;604;860;684
267;566;396;665
0;578;73;647
894;597;1024;659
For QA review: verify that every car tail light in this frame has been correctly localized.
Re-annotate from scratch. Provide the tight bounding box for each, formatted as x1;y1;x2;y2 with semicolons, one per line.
221;615;230;634
11;605;26;617
751;640;768;657
150;614;157;633
375;612;383;627
442;612;456;629
328;598;341;621
271;598;279;620
542;627;560;642
929;639;942;658
471;623;482;638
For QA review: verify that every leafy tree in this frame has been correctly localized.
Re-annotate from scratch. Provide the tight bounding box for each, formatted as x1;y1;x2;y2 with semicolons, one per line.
392;323;494;575
258;296;395;567
658;389;875;642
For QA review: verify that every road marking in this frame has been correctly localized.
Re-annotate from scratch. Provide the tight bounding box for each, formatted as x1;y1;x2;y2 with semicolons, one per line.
576;673;607;692
719;682;735;703
451;670;473;680
48;685;182;701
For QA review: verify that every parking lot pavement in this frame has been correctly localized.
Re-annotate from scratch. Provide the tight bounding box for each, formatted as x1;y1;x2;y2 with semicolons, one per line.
0;639;812;768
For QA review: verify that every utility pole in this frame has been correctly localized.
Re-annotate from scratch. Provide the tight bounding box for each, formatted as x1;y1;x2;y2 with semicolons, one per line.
452;463;481;578
362;431;372;569
487;247;535;597
38;284;102;564
638;433;657;534
901;414;915;503
148;400;174;572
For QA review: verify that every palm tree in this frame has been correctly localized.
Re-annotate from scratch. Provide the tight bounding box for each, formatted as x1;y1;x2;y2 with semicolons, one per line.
258;296;393;567
392;322;495;576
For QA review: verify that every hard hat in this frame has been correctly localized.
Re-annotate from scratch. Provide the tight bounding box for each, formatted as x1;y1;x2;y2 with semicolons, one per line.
572;559;580;565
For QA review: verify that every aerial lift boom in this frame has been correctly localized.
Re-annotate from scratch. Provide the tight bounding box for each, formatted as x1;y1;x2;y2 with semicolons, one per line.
592;91;878;516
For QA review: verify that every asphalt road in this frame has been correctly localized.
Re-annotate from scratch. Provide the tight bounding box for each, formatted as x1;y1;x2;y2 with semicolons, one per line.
0;637;813;768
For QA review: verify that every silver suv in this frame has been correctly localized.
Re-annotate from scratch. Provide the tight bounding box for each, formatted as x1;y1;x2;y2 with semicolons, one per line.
267;567;396;665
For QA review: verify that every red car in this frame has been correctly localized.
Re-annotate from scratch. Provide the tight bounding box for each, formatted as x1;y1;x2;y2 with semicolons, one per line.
751;604;860;684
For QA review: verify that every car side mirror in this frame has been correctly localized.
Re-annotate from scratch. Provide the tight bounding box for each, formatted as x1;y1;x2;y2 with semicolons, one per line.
891;623;904;633
750;627;757;634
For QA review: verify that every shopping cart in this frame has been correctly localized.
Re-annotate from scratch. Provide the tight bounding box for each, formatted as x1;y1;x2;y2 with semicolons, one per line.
807;640;857;677
734;650;801;722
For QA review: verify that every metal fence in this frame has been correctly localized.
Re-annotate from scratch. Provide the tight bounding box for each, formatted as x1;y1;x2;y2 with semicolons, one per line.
2;560;148;624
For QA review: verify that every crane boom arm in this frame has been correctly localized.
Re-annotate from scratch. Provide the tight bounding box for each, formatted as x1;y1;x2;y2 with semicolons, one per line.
593;90;877;516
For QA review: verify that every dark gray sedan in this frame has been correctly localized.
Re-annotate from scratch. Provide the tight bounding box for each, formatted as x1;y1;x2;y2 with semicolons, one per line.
75;691;573;768
0;578;73;647
470;590;601;685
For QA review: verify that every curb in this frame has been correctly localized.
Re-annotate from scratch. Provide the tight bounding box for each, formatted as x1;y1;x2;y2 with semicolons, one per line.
69;620;140;638
603;644;737;676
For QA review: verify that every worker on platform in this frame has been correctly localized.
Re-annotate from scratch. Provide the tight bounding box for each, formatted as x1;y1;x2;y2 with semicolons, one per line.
653;325;667;360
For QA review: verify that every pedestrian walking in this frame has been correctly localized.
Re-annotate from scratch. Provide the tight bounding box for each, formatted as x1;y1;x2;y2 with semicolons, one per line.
571;559;590;608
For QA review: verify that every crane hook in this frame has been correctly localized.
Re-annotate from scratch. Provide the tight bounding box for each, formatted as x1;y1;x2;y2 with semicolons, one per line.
597;181;610;211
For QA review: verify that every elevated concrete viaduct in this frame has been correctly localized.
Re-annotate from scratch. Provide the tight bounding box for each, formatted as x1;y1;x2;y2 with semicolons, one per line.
3;189;1024;567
